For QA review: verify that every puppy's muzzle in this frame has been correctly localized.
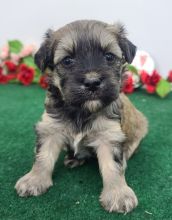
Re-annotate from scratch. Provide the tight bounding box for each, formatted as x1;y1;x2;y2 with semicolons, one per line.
84;72;102;92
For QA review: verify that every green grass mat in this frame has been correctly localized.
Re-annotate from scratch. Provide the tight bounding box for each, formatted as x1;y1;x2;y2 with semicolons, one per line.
0;84;172;220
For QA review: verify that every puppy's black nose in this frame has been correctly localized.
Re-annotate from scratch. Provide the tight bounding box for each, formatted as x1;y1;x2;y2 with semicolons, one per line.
84;78;101;91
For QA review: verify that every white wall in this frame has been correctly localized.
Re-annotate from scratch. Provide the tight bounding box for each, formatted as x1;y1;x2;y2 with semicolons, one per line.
0;0;172;76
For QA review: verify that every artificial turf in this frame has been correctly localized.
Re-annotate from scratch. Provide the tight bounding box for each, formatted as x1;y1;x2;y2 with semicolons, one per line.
0;84;172;220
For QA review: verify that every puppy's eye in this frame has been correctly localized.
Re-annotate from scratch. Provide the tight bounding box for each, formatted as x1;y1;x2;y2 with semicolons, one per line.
105;53;115;62
61;56;74;67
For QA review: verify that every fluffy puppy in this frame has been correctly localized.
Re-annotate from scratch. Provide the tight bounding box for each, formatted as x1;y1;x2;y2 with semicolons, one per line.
15;20;148;213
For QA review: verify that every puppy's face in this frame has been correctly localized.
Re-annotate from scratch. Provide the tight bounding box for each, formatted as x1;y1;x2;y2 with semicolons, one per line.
35;20;136;112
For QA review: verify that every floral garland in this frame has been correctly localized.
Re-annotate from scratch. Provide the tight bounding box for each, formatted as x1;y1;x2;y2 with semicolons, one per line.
122;66;172;97
122;51;172;98
0;40;47;88
0;41;172;97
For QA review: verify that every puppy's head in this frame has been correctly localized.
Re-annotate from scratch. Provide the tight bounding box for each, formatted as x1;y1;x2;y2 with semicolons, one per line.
35;20;136;112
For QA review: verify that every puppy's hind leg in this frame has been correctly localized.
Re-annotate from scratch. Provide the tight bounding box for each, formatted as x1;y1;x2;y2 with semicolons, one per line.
120;93;148;160
124;114;148;160
64;146;93;168
124;139;142;160
64;154;85;168
15;114;65;197
64;148;85;168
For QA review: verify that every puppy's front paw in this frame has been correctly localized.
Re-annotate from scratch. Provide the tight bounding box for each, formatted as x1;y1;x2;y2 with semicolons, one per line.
15;171;53;197
100;185;138;213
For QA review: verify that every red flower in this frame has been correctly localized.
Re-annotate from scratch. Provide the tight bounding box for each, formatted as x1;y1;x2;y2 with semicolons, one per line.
4;61;17;72
17;64;34;85
0;75;8;84
122;75;134;94
141;70;161;86
0;66;2;75
0;66;16;84
6;73;17;81
167;70;172;82
140;70;150;84
140;69;161;94
150;70;161;85
146;85;156;93
39;75;48;89
0;67;8;84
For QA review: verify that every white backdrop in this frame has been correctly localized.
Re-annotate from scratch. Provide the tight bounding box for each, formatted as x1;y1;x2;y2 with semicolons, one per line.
0;0;172;76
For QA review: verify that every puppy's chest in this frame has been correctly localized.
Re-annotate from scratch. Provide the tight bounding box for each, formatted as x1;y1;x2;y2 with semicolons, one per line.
65;116;123;158
67;130;94;158
64;113;97;155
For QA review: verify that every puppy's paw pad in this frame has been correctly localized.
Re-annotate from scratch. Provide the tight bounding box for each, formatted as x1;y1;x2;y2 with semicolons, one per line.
100;185;138;213
15;172;52;197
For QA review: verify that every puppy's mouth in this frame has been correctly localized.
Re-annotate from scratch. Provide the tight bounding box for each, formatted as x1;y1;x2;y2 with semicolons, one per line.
86;90;101;100
65;81;118;109
80;82;105;100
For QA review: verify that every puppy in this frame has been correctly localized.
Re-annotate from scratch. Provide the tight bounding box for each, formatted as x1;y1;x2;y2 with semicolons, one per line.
15;20;148;213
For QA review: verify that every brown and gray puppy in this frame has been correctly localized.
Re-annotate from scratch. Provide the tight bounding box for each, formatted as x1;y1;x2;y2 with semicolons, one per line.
15;20;148;213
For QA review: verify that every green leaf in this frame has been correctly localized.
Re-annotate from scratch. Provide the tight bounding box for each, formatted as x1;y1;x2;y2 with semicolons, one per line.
127;64;138;74
33;74;41;83
35;67;41;76
8;40;23;54
156;79;171;98
9;78;18;84
23;56;37;68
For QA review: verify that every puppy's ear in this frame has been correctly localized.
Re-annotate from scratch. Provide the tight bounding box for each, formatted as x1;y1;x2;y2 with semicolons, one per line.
34;29;54;72
108;23;137;63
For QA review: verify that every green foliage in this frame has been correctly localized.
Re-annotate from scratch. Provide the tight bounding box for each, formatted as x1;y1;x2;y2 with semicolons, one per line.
23;56;37;68
33;72;41;83
156;79;171;98
127;64;138;74
8;40;23;54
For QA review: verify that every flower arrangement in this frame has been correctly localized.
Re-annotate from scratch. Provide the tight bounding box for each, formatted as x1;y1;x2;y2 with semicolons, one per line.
123;51;172;98
122;67;172;97
0;40;48;88
0;41;172;97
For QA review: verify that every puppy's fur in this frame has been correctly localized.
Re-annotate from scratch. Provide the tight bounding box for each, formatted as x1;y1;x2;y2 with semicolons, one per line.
15;20;148;213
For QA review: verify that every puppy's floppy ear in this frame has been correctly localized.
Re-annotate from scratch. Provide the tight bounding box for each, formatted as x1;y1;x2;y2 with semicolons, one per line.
34;29;54;72
108;23;137;63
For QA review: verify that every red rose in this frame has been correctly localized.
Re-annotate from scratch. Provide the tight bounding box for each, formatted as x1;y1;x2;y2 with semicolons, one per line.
140;70;150;84
0;66;2;75
0;74;8;84
6;73;17;81
17;64;34;85
0;66;16;83
39;75;48;89
167;70;172;82
140;70;161;94
146;85;156;93
122;75;134;94
0;66;8;84
150;70;161;86
4;61;17;72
